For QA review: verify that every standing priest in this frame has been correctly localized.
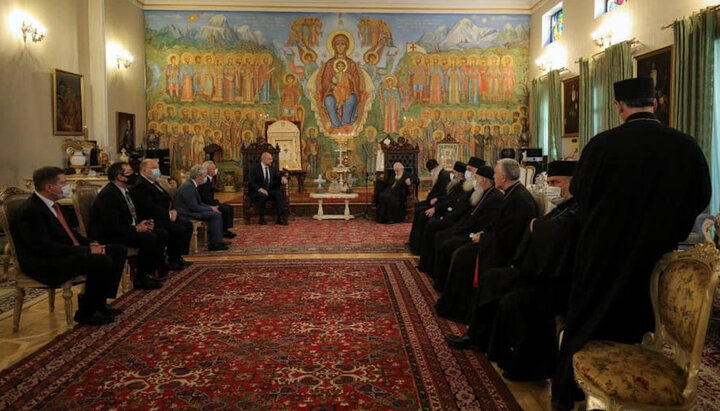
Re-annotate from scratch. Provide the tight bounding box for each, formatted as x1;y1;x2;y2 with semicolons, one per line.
407;159;450;253
551;78;712;410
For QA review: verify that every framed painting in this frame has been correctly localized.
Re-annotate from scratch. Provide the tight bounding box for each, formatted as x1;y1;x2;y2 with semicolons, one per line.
117;112;135;153
635;45;673;126
436;143;459;171
52;69;85;136
562;76;579;137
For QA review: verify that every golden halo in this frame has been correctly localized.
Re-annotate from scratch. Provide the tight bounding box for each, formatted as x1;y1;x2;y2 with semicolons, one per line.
502;55;514;66
260;53;273;63
432;130;444;142
383;74;398;87
192;122;203;131
283;73;297;85
363;50;379;65
159;121;170;130
301;50;317;64
147;121;158;130
223;108;233;116
167;53;179;64
333;58;348;72
181;52;192;62
326;30;355;56
203;53;214;62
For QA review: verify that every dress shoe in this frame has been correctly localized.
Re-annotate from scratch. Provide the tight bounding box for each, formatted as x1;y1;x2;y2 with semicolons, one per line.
208;243;229;251
133;276;163;290
101;304;123;317
223;230;237;238
276;219;288;226
445;334;482;350
259;217;267;225
501;369;549;382
177;257;193;267
167;261;185;271
74;310;114;325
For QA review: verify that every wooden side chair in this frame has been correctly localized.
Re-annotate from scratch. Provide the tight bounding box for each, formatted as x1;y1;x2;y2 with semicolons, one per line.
0;187;85;332
572;242;720;410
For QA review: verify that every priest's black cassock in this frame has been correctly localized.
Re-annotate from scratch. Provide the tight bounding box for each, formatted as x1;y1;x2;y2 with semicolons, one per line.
408;165;451;253
483;197;580;380
375;170;413;224
416;178;475;273
436;181;537;323
431;184;503;291
551;110;711;407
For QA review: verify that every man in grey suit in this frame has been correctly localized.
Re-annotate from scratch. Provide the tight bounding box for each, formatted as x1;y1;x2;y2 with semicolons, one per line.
174;165;228;251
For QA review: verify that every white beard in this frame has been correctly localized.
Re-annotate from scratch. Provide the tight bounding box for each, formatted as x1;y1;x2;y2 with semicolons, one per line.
446;178;460;192
462;179;474;192
470;186;485;205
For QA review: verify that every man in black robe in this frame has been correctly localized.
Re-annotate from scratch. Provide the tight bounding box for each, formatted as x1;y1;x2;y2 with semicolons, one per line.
551;78;711;410
447;161;579;381
408;159;450;253
431;165;503;292
376;162;413;224
417;157;484;274
437;158;538;324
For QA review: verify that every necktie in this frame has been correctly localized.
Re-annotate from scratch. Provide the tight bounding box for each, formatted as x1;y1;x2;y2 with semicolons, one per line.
124;191;138;225
264;166;269;185
52;203;80;246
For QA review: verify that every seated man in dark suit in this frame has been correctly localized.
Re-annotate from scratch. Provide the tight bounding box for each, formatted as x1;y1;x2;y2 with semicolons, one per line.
89;161;164;290
130;158;193;270
174;165;228;251
375;162;414;224
11;167;126;325
247;152;289;225
200;160;235;238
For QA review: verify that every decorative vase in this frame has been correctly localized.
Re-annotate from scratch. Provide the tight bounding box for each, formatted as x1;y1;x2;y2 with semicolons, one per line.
69;150;86;169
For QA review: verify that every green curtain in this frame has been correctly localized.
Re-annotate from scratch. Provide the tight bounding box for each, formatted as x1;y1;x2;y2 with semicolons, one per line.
590;52;609;134
548;70;563;160
578;58;593;150
673;10;716;161
605;41;634;128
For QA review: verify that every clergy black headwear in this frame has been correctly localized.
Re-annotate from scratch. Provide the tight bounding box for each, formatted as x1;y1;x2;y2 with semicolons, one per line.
453;161;467;173
426;159;439;171
547;160;577;177
467;157;485;169
476;165;494;179
613;77;655;102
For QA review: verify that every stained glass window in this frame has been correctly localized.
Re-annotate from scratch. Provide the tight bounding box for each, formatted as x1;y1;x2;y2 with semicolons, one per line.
550;9;563;43
606;0;627;13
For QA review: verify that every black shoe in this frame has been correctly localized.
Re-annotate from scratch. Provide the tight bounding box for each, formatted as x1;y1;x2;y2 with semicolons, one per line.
501;369;549;382
276;219;288;226
445;334;482;350
177;257;193;267
259;217;267;225
155;270;169;281
133;276;163;290
167;261;184;271
208;243;229;251
74;310;114;325
222;241;232;246
223;230;237;238
101;304;123;317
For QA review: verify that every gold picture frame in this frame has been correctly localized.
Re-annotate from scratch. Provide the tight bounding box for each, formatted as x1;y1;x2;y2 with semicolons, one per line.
52;69;85;136
562;76;580;137
634;45;674;126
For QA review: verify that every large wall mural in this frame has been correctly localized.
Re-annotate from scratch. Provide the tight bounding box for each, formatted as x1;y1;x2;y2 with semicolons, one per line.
144;11;530;179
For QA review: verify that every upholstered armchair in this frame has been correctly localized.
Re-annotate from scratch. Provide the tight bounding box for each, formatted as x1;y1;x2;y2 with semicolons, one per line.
572;242;720;410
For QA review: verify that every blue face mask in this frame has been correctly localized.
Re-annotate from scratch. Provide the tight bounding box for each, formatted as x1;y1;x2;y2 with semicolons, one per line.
57;184;72;199
150;168;161;180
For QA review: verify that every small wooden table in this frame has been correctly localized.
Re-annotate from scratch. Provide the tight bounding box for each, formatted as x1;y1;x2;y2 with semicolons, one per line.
310;192;358;220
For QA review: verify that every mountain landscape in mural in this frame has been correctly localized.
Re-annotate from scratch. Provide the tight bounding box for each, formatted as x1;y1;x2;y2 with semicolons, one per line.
144;11;530;179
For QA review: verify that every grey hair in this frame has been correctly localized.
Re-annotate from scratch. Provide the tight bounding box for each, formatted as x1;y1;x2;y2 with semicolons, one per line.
393;162;404;169
202;160;215;169
141;158;158;170
497;158;520;181
189;165;207;179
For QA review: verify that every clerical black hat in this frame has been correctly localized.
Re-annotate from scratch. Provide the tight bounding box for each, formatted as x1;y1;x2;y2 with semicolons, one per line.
453;161;467;173
467;157;485;169
547;160;577;177
426;159;439;171
476;165;494;179
613;77;655;101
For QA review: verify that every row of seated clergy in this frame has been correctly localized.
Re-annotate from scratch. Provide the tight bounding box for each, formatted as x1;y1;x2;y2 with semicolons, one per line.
10;167;127;325
374;162;416;224
414;156;485;265
444;161;580;383
434;158;539;323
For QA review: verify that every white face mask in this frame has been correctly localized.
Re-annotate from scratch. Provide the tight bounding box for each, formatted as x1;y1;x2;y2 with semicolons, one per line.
450;173;455;181
546;186;562;199
464;171;473;180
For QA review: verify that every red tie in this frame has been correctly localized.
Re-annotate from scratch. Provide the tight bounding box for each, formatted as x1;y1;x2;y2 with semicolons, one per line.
472;253;480;288
52;203;80;246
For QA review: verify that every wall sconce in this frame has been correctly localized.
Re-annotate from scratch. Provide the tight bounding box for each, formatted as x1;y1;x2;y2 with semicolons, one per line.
107;42;134;70
9;10;46;44
591;28;613;48
536;43;566;73
592;11;631;49
535;56;552;73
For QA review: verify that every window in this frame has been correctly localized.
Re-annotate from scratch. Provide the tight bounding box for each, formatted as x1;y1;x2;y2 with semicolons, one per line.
595;0;629;18
550;9;563;44
606;0;628;13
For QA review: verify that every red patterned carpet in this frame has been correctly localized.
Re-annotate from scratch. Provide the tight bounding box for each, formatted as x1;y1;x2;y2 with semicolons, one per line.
0;258;520;410
200;218;412;255
699;292;720;410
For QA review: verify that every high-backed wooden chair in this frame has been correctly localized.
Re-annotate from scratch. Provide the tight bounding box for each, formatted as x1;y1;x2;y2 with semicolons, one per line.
373;136;419;222
0;187;85;332
240;139;290;224
71;180;102;237
572;242;720;410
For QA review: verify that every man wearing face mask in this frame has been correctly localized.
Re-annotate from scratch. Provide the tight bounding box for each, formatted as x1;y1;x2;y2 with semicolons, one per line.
407;159;450;254
445;161;579;380
131;158;193;270
199;160;235;238
89;162;165;290
173;165;228;251
416;157;481;275
11;167;127;325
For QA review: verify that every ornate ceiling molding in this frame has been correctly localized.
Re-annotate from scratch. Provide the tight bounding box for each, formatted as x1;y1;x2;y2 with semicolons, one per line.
137;0;534;13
